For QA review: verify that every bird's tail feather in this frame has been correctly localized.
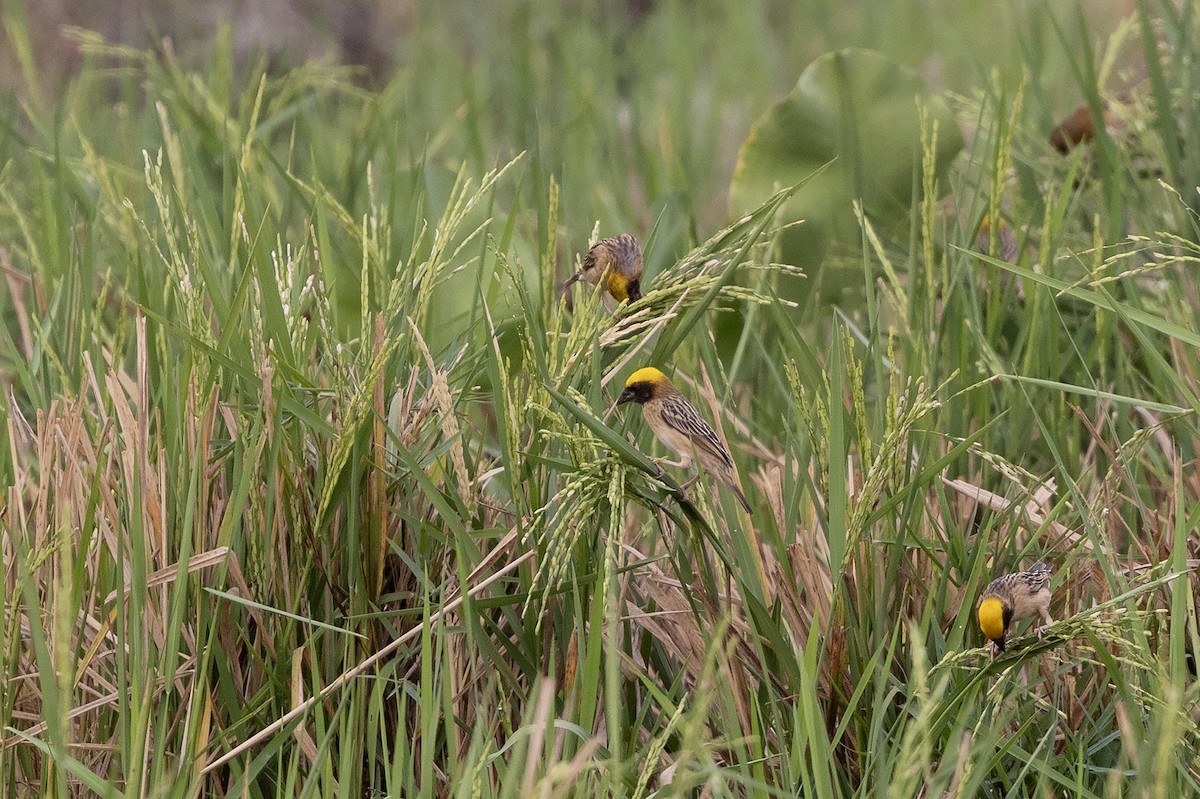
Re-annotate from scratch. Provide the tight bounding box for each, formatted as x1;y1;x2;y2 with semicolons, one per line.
732;483;752;514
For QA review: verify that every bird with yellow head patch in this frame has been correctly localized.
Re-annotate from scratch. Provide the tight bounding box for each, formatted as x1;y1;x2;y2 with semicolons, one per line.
565;234;644;306
617;366;752;514
977;562;1054;658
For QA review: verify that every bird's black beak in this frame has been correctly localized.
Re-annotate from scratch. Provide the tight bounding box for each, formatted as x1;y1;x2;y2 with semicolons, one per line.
617;388;634;405
626;279;642;303
994;637;1006;653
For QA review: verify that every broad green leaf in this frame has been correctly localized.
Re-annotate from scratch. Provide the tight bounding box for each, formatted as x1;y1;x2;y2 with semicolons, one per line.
730;47;963;304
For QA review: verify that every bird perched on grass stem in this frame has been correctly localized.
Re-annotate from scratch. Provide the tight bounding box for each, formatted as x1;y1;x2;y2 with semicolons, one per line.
617;366;752;514
977;562;1054;657
564;234;644;305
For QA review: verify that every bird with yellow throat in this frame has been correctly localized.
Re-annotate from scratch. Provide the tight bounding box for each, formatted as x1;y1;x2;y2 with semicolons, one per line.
564;234;644;306
977;562;1054;658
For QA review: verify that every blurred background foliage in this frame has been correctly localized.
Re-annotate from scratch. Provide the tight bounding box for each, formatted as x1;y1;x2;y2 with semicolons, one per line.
3;0;1137;234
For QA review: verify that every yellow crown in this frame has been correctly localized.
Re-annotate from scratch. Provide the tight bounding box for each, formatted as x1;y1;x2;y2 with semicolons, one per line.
625;366;666;387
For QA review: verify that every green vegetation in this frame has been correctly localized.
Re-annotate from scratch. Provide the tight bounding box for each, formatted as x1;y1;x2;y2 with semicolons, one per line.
2;1;1199;796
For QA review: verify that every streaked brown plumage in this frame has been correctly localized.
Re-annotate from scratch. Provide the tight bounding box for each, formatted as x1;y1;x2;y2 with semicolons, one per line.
617;366;751;514
977;562;1054;656
564;233;644;304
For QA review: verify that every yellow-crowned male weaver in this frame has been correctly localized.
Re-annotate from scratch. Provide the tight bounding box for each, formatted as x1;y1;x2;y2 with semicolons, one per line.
617;366;752;514
977;562;1054;657
565;234;644;304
